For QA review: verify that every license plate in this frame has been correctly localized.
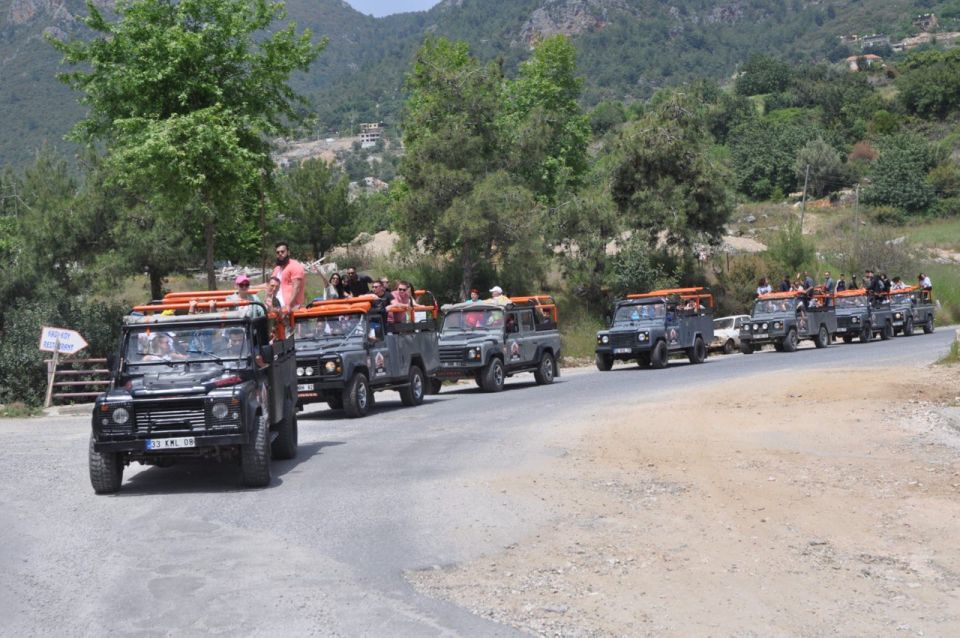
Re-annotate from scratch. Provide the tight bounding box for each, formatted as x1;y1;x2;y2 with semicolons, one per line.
146;437;195;450
297;383;313;392
613;347;632;354
752;333;767;338
836;327;846;333
442;361;460;367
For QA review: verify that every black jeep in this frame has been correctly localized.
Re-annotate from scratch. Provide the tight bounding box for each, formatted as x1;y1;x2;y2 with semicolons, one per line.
834;289;894;343
885;286;936;336
89;298;298;493
739;290;836;354
596;287;714;370
292;295;440;418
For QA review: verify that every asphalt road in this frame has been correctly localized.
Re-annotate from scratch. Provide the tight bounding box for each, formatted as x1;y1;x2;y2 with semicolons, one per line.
1;328;956;636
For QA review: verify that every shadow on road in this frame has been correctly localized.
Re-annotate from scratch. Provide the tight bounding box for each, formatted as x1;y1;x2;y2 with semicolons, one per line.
116;440;343;495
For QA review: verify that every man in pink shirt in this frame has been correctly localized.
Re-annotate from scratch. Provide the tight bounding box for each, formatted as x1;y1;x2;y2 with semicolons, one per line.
271;241;305;311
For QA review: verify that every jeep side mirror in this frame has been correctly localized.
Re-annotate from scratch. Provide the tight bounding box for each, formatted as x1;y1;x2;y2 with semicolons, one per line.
260;344;274;365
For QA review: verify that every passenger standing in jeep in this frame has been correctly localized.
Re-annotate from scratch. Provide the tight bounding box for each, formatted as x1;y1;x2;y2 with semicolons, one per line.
272;242;305;311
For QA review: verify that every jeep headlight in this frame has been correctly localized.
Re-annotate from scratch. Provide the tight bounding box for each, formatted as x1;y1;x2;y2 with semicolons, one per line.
895;312;902;319
112;407;130;425
773;321;782;329
467;348;480;360
600;335;609;344
296;366;304;376
324;361;337;373
742;324;750;331
212;402;229;420
852;316;860;324
761;322;768;330
638;332;648;342
304;366;314;376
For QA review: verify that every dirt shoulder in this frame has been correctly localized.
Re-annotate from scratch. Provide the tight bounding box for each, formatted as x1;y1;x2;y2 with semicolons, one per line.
409;365;960;636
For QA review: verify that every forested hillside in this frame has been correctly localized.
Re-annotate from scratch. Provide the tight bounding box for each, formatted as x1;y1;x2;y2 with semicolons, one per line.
3;0;960;165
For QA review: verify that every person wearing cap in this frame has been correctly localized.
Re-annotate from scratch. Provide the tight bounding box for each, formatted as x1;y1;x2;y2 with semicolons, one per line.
227;274;264;317
488;286;510;306
466;289;481;303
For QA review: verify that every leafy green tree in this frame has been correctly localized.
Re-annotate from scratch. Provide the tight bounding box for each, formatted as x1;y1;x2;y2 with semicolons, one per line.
50;0;324;289
897;49;960;119
588;101;627;135
501;35;590;205
767;222;815;276
610;95;733;253
794;138;847;197
399;37;541;298
730;119;820;199
279;158;355;260
735;54;793;96
862;134;937;214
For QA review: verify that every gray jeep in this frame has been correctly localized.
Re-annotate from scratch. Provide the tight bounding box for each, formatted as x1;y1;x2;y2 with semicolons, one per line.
596;287;714;370
886;287;936;336
89;303;298;493
435;298;561;392
739;291;836;354
293;298;439;417
834;289;894;343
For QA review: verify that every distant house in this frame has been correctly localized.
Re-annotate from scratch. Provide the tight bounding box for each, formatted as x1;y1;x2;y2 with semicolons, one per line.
913;13;938;32
859;34;890;50
845;54;883;72
358;123;383;149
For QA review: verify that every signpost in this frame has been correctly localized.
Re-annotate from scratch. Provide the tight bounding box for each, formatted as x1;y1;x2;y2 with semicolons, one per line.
40;327;89;408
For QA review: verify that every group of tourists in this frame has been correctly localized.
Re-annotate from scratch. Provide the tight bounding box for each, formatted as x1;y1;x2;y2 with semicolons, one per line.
756;270;933;297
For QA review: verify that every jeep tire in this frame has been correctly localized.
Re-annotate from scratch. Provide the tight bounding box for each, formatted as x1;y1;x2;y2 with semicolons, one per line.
534;352;556;385
427;378;443;395
740;340;754;355
241;412;271;488
881;321;893;340
595;352;613;372
271;401;298;460
904;316;914;336
343;372;371;418
89;435;123;494
399;365;425;406
650;340;668;369
814;325;830;349
687;336;707;364
782;328;798;352
923;315;934;334
860;322;872;343
723;339;735;355
480;357;505;392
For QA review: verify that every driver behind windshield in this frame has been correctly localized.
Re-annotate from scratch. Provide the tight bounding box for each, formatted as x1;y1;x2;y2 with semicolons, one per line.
220;328;247;357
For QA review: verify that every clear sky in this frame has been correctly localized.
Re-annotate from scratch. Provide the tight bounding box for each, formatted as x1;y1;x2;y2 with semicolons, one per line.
346;1;439;17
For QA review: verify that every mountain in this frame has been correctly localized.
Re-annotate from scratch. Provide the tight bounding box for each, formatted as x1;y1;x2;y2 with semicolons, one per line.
1;0;956;166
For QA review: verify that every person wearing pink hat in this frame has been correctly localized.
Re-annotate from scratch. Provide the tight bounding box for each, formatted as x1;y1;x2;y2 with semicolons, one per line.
227;274;264;317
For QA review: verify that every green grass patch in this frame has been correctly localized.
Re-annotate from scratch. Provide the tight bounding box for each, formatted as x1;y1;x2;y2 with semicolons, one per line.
905;218;960;250
936;338;960;365
925;262;960;325
0;402;42;418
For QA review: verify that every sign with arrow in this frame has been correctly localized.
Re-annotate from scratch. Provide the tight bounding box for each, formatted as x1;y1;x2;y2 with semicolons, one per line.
39;327;89;354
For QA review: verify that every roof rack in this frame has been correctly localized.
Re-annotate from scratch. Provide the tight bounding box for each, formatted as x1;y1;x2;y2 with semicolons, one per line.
833;288;869;298
626;287;714;308
293;300;375;319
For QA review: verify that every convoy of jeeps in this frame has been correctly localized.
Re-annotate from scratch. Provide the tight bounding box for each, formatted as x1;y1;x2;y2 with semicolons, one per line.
89;282;938;493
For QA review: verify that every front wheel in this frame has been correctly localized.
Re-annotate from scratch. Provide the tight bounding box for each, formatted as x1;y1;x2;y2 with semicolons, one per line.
923;315;934;334
740;341;754;355
271;402;298;460
343;372;371;418
480;358;505;392
880;321;893;341
89;435;123;494
782;328;798;352
534;352;556;385
723;339;735;355
904;316;914;336
399;365;425;406
814;325;830;349
595;352;613;372
687;337;707;364
860;322;873;343
240;412;271;488
650;340;668;369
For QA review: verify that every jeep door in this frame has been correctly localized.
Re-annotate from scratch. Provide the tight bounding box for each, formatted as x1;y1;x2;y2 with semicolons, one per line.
517;309;540;365
504;311;525;369
366;316;393;384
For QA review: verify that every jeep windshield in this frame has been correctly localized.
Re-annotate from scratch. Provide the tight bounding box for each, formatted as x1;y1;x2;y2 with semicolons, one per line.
752;299;797;317
613;302;665;325
836;295;868;309
123;326;252;372
296;314;363;340
441;309;505;332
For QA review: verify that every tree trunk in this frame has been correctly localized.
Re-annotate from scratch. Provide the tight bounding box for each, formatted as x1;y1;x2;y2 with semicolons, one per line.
459;242;475;301
148;268;164;302
205;220;217;291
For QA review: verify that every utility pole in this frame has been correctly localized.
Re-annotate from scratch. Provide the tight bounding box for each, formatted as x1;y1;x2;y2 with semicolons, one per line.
799;164;810;233
854;182;860;260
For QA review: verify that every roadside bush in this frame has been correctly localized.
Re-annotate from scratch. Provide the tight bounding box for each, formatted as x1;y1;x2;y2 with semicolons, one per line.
767;222;816;276
714;254;771;316
0;297;126;406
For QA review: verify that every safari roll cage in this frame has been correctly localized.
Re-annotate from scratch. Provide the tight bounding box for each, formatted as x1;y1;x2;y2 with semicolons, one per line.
757;289;834;307
626;287;715;309
876;285;934;303
133;290;291;339
509;295;559;323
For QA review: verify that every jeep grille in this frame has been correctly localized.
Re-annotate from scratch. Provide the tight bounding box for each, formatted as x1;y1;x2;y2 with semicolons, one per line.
439;346;464;363
609;333;636;349
134;399;208;435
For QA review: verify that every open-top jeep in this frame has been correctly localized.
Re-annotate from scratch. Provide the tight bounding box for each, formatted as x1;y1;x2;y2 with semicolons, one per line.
435;296;561;392
739;289;836;354
882;286;936;336
833;288;894;343
596;287;714;370
292;294;439;417
89;291;298;494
